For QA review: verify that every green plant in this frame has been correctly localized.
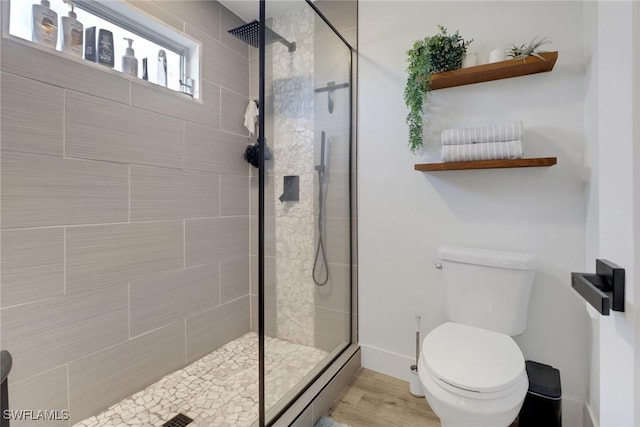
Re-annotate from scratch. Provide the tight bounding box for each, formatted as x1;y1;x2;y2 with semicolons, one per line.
507;37;551;60
404;26;472;152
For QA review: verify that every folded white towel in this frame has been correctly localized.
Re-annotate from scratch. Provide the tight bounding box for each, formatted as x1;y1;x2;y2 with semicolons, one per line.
244;100;259;135
442;122;524;145
441;140;523;162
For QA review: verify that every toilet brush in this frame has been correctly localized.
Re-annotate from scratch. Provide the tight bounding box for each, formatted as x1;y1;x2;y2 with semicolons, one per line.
410;315;424;397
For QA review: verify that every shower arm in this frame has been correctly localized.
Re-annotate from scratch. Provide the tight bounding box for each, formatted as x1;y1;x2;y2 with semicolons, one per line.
275;36;296;52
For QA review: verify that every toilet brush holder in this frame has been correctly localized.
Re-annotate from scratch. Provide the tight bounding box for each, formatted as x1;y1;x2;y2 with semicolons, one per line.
409;364;424;397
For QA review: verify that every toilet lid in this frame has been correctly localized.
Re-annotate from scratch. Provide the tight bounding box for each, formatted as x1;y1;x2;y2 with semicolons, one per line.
422;322;525;394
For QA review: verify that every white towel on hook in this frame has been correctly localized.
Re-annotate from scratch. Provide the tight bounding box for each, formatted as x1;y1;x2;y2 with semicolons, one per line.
244;100;259;135
441;121;524;145
441;140;523;162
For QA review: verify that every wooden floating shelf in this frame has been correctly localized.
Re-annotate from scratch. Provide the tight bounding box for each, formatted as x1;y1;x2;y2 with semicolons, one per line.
415;157;557;171
430;51;558;90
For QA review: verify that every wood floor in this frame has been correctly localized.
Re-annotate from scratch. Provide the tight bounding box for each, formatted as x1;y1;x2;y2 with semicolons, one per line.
326;368;441;427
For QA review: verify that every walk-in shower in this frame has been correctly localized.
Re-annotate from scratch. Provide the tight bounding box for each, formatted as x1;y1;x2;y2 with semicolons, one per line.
0;1;356;426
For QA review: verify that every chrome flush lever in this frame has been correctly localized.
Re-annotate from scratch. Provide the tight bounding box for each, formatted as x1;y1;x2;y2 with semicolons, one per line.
434;263;443;270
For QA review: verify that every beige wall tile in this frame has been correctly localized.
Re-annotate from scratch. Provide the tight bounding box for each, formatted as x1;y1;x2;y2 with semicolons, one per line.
325;216;350;265
1;151;129;228
0;73;63;156
11;366;69;427
156;1;220;40
187;24;249;97
68;322;185;424
122;0;184;31
185;217;249;267
250;215;276;257
0;284;129;382
220;175;250;216
184;123;249;175
221;88;250;136
320;172;350;219
130;166;219;221
1;227;64;308
185;296;250;363
65;91;183;168
0;38;129;104
130;264;220;336
66;222;183;293
265;295;277;338
249;294;277;337
130;79;221;127
250;255;276;298
314;307;350;352
220;256;250;303
314;263;351;313
250;174;276;216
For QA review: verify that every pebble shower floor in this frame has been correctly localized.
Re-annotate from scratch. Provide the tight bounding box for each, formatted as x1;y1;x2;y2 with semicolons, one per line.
74;333;328;427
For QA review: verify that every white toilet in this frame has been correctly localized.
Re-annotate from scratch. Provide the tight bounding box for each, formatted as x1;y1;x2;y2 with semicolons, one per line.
418;245;537;427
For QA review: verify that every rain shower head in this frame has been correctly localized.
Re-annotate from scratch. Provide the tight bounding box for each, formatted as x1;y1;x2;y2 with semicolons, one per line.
228;20;296;52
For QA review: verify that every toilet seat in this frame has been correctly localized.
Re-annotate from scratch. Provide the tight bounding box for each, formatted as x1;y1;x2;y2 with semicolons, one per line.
422;322;526;399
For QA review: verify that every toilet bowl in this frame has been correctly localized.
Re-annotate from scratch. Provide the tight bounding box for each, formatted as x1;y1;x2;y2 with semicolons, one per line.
419;322;528;427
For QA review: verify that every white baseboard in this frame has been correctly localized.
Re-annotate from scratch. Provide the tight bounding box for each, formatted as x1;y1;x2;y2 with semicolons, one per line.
361;343;589;427
584;403;598;427
562;397;585;427
360;343;416;382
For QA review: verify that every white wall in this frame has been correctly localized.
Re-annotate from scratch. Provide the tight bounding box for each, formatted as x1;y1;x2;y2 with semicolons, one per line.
583;1;638;426
358;1;589;423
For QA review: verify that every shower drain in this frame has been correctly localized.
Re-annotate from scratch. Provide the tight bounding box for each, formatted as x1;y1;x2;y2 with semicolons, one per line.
162;413;193;427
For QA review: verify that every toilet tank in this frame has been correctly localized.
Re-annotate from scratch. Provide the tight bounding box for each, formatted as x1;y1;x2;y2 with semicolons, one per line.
438;245;537;336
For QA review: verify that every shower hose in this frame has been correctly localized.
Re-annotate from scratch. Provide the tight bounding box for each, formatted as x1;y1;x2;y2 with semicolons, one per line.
313;138;329;286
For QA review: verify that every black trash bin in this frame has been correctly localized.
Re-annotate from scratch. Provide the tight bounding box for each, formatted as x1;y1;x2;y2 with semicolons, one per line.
518;360;562;427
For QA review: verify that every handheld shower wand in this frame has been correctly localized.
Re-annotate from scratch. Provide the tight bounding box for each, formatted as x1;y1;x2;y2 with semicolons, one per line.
313;131;329;286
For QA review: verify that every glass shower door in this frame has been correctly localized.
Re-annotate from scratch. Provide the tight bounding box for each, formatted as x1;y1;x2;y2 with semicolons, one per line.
259;0;353;422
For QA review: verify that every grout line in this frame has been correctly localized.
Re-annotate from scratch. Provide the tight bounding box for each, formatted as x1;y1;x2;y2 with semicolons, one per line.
128;165;131;223
62;90;66;157
127;281;131;339
182;121;186;171
184;319;188;364
63;227;67;295
218;174;222;217
183;219;186;269
65;363;71;423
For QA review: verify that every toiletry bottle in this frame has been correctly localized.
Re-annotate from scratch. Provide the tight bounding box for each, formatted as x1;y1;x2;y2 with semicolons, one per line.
32;0;58;48
122;38;138;77
84;26;96;61
142;58;148;80
97;29;114;67
61;1;83;58
157;50;167;87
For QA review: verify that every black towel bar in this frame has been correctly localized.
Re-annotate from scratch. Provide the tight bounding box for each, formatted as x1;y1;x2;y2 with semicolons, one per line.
571;259;625;315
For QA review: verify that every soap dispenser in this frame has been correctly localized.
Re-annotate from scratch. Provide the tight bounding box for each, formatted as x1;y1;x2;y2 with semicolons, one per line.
32;0;58;48
122;38;138;77
61;1;83;58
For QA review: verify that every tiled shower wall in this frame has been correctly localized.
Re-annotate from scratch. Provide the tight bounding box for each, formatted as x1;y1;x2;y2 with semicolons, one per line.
0;1;252;425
